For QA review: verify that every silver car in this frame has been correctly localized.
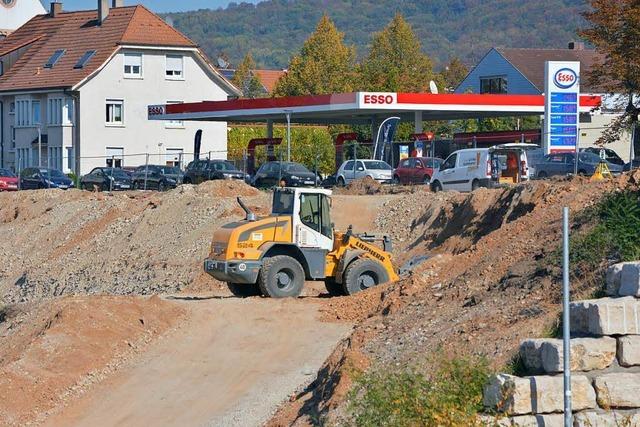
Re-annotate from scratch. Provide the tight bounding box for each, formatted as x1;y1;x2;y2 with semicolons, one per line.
336;159;393;186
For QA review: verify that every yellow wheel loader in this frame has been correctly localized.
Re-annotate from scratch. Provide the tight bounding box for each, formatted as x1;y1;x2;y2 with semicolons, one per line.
204;187;400;298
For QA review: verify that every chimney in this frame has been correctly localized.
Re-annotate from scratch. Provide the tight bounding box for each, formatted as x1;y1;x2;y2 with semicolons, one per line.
98;0;109;23
50;2;62;18
568;41;585;50
112;0;124;7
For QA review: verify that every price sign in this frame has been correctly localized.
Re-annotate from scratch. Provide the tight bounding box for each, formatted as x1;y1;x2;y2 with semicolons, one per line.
544;61;580;154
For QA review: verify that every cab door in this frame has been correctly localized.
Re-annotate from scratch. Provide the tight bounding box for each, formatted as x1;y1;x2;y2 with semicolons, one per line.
295;192;333;278
438;153;458;190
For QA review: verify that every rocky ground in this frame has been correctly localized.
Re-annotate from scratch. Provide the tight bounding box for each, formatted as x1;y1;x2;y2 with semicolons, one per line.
2;174;639;426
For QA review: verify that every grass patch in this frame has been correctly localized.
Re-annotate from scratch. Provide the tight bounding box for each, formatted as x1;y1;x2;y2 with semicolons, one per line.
347;355;491;426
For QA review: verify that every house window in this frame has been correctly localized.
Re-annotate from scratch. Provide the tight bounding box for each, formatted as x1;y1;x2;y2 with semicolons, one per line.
8;101;14;115
10;125;15;148
106;147;124;168
47;98;63;125
15;99;31;127
480;76;508;94
165;55;183;79
105;100;124;125
64;98;74;124
31;100;40;124
124;53;142;77
165;101;183;127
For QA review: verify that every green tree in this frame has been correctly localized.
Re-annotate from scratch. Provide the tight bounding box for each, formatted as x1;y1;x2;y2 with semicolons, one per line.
273;15;356;96
360;13;437;92
579;0;640;145
232;53;265;99
440;57;468;92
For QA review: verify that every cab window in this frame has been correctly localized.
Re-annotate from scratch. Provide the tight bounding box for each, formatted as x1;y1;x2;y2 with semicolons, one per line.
441;153;457;170
299;193;332;238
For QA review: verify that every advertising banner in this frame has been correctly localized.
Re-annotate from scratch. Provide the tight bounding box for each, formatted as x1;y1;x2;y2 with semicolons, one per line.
544;61;580;154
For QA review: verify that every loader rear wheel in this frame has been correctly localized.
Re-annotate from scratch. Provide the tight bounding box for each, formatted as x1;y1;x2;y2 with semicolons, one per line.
227;282;261;297
324;277;345;296
343;258;389;295
258;255;305;298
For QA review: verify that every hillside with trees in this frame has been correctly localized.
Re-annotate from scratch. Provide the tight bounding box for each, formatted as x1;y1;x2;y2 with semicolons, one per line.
163;0;588;70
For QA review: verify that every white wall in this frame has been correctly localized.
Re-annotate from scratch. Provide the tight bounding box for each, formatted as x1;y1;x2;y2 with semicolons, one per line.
0;0;45;31
78;48;229;174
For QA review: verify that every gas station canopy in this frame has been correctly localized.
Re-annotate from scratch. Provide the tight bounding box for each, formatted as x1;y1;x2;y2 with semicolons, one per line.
148;92;601;125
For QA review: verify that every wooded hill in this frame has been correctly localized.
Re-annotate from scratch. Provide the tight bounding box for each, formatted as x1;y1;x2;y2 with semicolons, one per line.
163;0;588;70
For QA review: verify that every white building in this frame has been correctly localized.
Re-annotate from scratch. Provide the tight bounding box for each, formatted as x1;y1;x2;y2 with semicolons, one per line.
0;1;240;175
0;0;45;35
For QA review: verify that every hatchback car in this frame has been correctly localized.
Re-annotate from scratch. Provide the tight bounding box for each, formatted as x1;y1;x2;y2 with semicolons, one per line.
535;152;623;178
0;168;19;191
393;157;442;185
183;159;246;184
80;167;132;191
251;161;318;188
131;165;182;191
336;160;393;186
20;167;74;190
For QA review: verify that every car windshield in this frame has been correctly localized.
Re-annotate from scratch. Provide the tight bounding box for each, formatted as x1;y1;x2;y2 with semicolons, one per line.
364;161;392;170
272;190;295;214
284;163;311;173
211;161;236;171
579;152;601;164
0;168;16;177
104;168;129;178
40;169;65;177
158;166;181;174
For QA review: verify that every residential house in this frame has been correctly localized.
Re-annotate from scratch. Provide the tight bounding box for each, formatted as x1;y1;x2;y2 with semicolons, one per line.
0;1;240;175
455;43;634;160
0;0;46;36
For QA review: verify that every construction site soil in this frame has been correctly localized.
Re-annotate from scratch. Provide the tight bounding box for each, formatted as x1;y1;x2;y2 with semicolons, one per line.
2;175;639;426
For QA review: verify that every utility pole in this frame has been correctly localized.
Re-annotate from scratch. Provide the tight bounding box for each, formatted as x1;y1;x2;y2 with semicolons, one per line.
285;110;292;162
37;126;42;167
627;93;637;170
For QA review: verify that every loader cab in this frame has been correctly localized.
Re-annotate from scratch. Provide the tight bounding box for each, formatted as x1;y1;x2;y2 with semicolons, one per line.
272;188;334;251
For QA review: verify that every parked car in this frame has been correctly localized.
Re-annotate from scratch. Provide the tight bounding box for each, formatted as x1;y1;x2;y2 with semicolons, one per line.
20;167;74;190
335;159;393;186
535;151;623;178
393;157;442;185
251;161;319;188
80;167;132;191
583;147;625;166
183;159;246;184
131;165;182;191
623;159;640;171
430;146;530;192
0;168;19;191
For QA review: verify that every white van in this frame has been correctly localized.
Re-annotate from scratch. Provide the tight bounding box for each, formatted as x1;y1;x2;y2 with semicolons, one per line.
430;146;530;192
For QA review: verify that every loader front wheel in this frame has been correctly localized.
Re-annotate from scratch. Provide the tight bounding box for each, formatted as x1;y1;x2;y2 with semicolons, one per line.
227;282;261;297
324;277;345;296
343;258;389;295
258;255;305;298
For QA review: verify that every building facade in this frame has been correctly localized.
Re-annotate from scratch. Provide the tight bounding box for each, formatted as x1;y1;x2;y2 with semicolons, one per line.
0;0;45;35
455;45;634;160
0;1;240;175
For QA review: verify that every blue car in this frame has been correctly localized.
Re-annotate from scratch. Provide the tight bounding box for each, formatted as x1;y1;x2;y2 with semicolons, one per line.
20;167;74;190
534;152;623;178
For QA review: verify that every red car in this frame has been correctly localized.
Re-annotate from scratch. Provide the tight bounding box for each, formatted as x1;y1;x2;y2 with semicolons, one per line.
393;157;443;185
0;168;19;191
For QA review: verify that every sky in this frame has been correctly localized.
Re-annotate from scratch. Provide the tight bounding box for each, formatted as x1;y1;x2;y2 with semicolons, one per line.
40;0;261;13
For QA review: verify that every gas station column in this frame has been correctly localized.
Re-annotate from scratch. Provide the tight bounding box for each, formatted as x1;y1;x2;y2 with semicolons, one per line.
266;119;274;138
414;111;423;133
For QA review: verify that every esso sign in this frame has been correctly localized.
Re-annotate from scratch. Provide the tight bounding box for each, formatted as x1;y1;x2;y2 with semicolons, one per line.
148;105;165;116
553;68;577;89
362;93;396;105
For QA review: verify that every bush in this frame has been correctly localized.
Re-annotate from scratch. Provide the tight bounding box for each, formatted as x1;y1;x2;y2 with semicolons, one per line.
347;355;491;426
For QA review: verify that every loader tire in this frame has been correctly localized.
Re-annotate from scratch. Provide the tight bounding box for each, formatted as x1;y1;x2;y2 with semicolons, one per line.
227;282;261;297
324;277;345;296
343;258;389;295
258;255;305;298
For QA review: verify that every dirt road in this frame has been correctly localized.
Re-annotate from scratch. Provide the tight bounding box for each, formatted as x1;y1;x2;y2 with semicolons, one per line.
43;297;351;427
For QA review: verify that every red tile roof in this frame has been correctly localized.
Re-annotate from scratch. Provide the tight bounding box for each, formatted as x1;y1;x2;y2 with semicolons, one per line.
252;69;285;93
0;5;199;92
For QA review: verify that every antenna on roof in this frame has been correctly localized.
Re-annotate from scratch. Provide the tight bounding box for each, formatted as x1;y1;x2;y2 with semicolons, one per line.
429;80;439;94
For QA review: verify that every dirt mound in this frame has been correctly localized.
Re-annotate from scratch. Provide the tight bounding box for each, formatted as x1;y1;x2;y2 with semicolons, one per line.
334;177;428;195
0;185;270;304
0;295;183;427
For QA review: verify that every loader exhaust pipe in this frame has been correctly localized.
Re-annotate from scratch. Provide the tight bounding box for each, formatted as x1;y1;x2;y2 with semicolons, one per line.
237;197;257;221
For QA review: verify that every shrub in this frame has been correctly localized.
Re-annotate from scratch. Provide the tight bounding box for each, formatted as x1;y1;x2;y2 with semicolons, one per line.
347;355;491;426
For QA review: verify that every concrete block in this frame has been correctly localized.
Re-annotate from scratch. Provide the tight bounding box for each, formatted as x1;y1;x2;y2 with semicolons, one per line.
484;373;596;415
594;372;640;408
570;297;640;336
479;413;564;426
621;262;640;297
574;411;640;427
606;262;625;296
618;336;640;367
540;337;617;373
519;339;546;374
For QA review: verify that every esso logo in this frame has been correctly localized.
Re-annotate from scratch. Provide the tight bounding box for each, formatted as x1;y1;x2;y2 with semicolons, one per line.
554;68;577;89
363;94;395;105
148;105;165;116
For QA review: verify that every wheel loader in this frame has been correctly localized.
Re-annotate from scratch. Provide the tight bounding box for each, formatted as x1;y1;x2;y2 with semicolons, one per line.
204;187;400;298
